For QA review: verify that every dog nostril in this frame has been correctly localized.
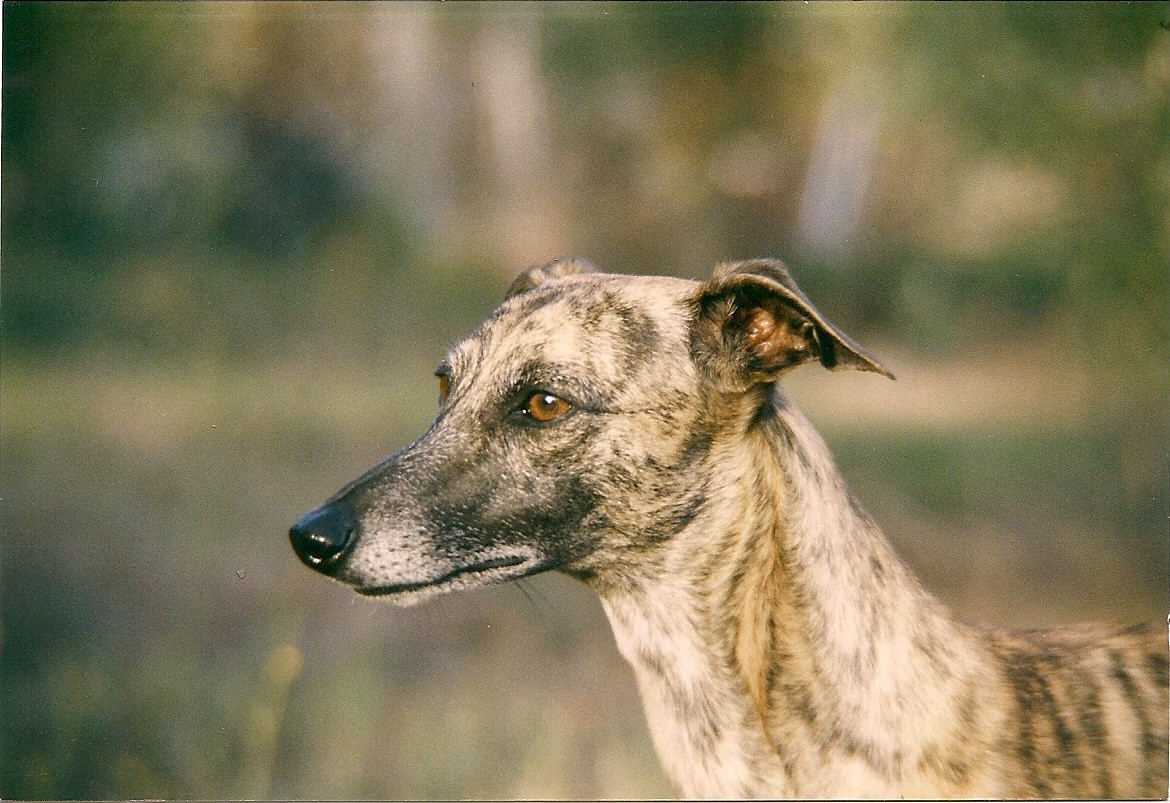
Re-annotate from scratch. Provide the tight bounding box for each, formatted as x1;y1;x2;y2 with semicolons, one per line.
289;503;356;570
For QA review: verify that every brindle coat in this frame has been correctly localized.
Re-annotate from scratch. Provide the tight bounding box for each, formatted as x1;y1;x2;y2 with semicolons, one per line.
291;258;1169;798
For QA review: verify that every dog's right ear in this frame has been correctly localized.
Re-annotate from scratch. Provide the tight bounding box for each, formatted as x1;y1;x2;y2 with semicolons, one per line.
692;258;894;388
505;257;598;299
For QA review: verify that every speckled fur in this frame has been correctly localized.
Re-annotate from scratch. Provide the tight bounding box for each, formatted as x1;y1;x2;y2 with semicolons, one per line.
293;257;1168;799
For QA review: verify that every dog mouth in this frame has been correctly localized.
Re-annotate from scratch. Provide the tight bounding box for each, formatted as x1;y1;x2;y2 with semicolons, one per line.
355;552;546;599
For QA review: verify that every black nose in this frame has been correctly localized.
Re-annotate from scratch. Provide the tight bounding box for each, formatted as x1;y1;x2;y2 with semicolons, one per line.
290;503;356;571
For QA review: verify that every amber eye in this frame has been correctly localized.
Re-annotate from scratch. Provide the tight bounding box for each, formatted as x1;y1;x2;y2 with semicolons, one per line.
437;374;451;404
523;392;572;423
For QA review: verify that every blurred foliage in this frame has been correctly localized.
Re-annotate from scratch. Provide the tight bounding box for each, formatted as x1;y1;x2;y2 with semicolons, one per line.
4;2;1167;372
2;2;1167;799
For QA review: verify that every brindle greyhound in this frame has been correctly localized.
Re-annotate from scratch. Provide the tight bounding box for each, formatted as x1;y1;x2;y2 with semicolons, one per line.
290;258;1168;798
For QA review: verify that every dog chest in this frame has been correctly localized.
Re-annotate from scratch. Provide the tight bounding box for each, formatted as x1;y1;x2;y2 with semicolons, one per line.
599;590;793;798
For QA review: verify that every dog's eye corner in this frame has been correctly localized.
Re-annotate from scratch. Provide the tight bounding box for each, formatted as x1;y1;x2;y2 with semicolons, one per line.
437;373;451;405
521;392;572;423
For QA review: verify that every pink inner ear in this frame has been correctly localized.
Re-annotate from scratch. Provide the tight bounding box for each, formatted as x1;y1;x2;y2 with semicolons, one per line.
744;306;781;361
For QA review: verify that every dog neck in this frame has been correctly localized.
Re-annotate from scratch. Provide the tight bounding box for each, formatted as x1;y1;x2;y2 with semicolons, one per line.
599;388;992;798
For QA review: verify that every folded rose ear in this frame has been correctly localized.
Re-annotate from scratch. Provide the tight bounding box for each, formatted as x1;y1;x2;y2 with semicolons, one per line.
692;258;894;387
505;257;599;299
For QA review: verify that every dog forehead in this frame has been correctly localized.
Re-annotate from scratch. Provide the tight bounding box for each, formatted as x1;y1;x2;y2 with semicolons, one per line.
514;271;693;311
450;273;697;372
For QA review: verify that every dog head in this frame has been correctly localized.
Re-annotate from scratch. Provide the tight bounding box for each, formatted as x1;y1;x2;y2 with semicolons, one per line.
289;258;890;602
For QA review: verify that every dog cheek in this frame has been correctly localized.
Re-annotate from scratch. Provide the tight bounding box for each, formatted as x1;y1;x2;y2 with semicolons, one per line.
507;474;605;561
420;439;604;564
592;416;713;536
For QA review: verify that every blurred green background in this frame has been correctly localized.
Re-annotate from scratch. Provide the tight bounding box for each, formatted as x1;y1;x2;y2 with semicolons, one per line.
2;2;1167;798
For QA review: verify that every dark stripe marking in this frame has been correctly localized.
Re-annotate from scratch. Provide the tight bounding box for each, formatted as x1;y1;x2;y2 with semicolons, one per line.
1110;649;1156;794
